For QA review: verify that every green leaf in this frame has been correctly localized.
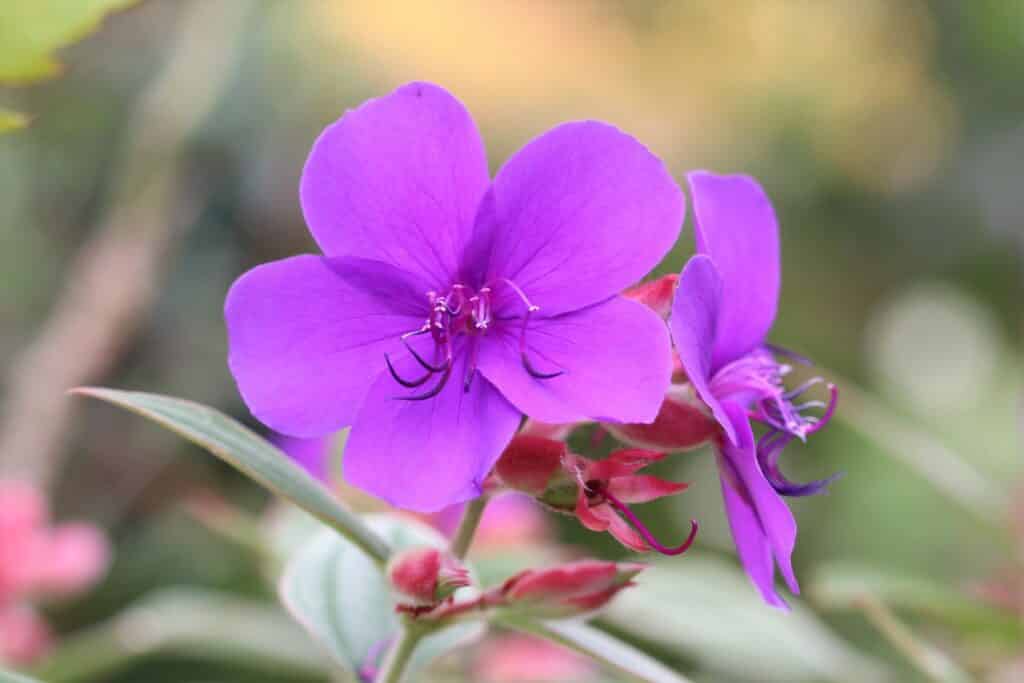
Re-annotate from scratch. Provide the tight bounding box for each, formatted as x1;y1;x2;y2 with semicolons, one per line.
279;515;484;678
812;562;1023;642
0;1;138;84
31;588;330;683
0;669;42;683
73;388;391;565
600;555;887;682
0;108;28;132
496;616;692;683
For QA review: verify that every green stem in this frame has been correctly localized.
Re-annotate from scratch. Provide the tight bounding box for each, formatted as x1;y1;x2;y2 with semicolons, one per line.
450;495;488;559
376;625;423;683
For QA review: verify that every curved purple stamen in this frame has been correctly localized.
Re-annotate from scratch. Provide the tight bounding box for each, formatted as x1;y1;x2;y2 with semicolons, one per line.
603;489;699;556
398;361;453;401
756;426;843;497
500;278;565;380
385;353;433;388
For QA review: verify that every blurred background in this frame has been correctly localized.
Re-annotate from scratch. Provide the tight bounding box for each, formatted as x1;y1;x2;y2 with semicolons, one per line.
0;1;1021;681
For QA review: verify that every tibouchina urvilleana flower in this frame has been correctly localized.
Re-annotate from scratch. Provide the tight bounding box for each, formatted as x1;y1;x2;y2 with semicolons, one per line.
669;172;840;608
226;82;683;512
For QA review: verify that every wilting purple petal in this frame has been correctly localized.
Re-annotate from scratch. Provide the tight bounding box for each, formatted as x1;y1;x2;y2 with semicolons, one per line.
465;122;684;316
344;341;521;512
225;255;423;436
273;433;331;482
670;255;736;443
717;400;799;608
688;172;780;370
477;296;672;424
300;82;489;289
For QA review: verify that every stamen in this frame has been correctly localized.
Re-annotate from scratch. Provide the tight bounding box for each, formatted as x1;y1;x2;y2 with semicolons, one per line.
804;384;838;436
498;278;564;381
385;353;433;388
602;489;698;556
398;361;453;401
756;429;843;497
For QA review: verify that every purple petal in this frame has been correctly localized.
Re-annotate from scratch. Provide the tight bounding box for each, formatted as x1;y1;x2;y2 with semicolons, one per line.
476;296;672;424
273;433;332;482
343;342;521;512
717;400;799;608
670;255;736;443
467;122;684;316
225;255;424;437
300;82;489;288
687;172;780;370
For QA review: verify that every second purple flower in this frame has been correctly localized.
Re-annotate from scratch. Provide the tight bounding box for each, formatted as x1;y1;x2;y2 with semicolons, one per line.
225;82;684;512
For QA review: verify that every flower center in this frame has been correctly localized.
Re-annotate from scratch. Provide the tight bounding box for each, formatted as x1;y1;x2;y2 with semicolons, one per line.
385;279;563;399
711;346;841;497
710;347;837;441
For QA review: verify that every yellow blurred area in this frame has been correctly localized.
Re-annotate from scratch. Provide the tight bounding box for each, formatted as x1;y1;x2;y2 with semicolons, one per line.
315;0;957;192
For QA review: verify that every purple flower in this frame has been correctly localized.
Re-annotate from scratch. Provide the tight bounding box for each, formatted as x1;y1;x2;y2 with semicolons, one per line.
225;82;683;512
669;172;840;608
272;433;332;483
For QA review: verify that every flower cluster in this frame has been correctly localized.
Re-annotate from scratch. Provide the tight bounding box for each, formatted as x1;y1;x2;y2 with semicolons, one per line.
0;480;109;665
227;82;840;609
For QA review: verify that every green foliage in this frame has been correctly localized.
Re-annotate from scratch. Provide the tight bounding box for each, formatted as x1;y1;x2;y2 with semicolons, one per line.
0;0;137;132
0;0;136;84
73;388;392;565
278;516;484;679
0;669;42;683
600;555;886;682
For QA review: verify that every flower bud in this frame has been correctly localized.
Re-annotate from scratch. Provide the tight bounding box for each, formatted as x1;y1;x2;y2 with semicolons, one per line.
624;274;677;320
604;383;717;452
494;436;577;510
500;560;645;618
387;547;470;606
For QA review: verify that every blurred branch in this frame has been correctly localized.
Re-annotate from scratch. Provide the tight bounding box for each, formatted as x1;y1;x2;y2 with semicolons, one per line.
0;0;249;488
854;595;972;683
833;376;1009;526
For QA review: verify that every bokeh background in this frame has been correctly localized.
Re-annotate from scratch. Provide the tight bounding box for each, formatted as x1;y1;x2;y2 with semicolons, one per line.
1;1;1021;681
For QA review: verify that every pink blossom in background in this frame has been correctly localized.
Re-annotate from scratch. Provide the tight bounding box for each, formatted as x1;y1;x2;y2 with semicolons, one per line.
428;493;550;551
474;635;596;682
0;480;110;666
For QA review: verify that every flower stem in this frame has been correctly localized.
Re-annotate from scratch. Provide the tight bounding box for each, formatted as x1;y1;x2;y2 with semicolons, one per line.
375;625;423;683
450;495;488;559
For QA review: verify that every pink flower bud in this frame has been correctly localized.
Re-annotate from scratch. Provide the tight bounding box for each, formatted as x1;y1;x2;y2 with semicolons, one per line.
387;547;470;606
604;383;718;452
624;274;678;319
494;435;568;497
500;560;645;618
0;604;52;666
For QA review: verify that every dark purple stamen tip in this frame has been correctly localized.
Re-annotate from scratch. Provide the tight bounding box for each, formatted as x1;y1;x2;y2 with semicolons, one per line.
385;353;432;388
603;489;699;556
757;429;842;497
522;352;564;380
397;362;453;401
765;343;813;366
404;336;449;373
804;384;838;436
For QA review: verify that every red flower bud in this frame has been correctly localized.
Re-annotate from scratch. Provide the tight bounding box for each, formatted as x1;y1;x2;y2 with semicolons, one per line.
604;383;718;452
500;560;645;618
494;435;569;497
624;274;678;320
387;547;470;606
